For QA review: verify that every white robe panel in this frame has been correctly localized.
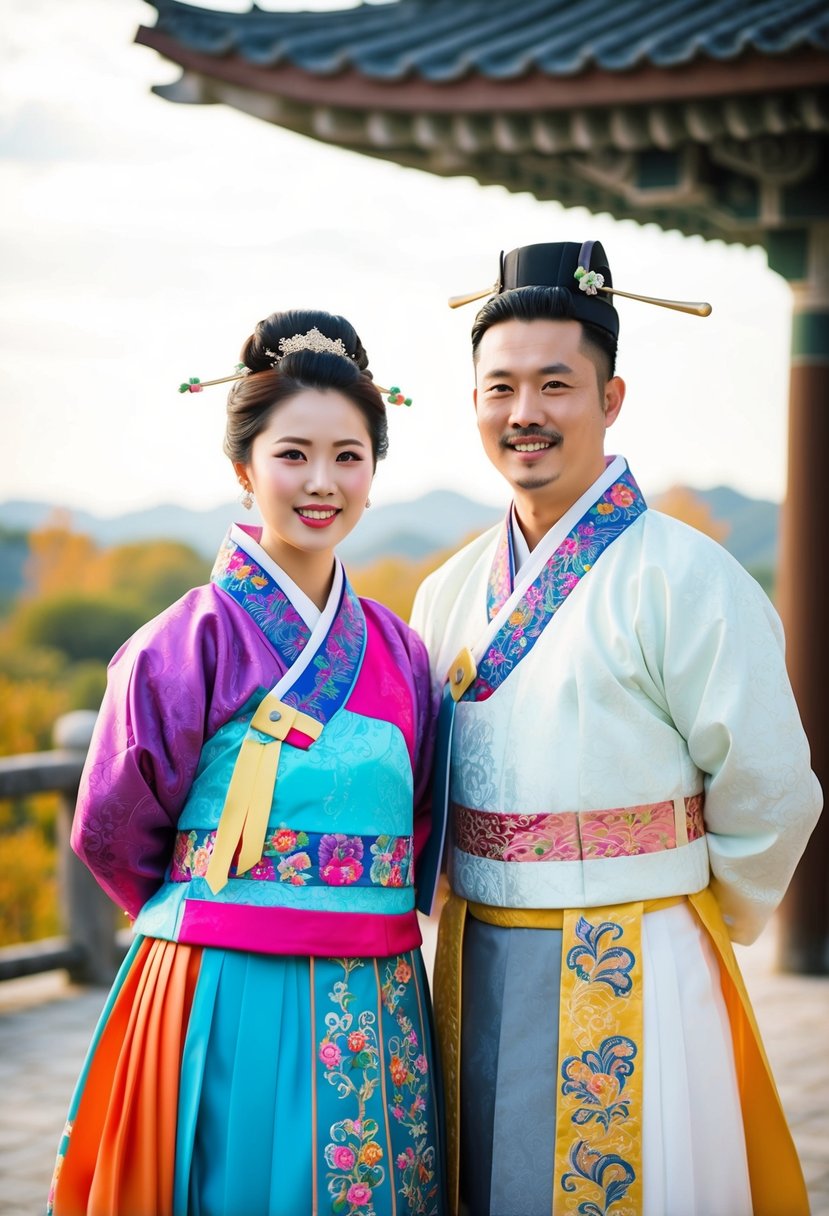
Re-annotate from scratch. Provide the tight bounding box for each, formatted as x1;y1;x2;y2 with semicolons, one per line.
411;507;822;945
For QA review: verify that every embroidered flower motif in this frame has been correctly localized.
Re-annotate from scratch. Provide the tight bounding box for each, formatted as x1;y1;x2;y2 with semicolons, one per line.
171;829;195;878
270;828;298;853
191;843;213;876
394;960;412;984
277;851;312;885
319;834;365;885
346;1183;373;1206
561;1036;637;1129
171;827;413;888
390;1055;410;1087
319;958;438;1215
609;482;635;508
369;836;412;887
470;468;646;702
246;856;276;881
360;1141;384;1166
319;1040;342;1069
331;1145;356;1170
212;534;371;702
566;917;635;996
561;1139;635;1209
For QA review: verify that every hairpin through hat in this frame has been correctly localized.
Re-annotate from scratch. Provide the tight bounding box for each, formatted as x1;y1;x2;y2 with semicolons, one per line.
573;265;712;317
448;239;711;318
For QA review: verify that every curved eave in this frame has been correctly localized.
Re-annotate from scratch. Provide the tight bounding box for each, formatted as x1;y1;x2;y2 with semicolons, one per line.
136;25;829;115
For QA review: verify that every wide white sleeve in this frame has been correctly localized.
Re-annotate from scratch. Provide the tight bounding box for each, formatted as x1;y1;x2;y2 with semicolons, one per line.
642;544;823;945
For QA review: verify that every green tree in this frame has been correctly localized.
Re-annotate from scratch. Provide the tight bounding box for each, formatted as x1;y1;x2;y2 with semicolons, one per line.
16;594;145;664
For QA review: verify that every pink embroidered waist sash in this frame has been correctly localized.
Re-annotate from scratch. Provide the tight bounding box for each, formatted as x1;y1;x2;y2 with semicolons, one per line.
453;794;704;862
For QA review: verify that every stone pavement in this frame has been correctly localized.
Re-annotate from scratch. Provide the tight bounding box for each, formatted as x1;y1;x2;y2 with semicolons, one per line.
1;915;827;1216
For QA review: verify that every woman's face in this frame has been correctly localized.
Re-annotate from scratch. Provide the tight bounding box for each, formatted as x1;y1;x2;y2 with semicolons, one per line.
236;388;374;568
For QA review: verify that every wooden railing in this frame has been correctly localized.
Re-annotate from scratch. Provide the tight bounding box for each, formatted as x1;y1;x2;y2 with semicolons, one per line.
0;711;127;986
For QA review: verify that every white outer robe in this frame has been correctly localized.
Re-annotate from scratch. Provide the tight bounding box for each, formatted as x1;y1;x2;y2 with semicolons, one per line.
411;486;822;1215
411;502;821;945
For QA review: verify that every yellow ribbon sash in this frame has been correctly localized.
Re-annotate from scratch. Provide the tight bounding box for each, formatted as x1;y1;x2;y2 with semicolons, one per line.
204;691;322;894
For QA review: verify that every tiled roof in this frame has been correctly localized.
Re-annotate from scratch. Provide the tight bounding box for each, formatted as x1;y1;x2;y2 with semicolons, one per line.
138;0;829;248
145;0;829;83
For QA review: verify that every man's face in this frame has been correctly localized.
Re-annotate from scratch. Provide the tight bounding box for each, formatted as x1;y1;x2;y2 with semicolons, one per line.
474;318;624;518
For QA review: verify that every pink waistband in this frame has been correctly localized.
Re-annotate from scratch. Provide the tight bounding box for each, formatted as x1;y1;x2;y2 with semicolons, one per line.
178;901;422;957
453;794;704;863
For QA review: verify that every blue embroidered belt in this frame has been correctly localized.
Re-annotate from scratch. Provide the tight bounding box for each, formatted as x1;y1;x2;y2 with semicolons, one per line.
170;827;413;889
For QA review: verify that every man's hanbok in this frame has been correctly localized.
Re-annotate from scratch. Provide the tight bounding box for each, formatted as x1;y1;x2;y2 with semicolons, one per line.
50;524;444;1216
411;455;821;1216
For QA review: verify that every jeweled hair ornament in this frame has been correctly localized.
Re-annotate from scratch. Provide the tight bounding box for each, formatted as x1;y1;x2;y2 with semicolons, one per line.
448;239;712;322
179;327;412;404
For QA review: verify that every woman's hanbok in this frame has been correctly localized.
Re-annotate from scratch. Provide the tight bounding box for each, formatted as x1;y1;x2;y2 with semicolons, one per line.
49;523;444;1216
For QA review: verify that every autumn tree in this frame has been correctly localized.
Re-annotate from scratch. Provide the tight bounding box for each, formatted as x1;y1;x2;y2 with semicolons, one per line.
24;511;100;599
653;486;730;544
96;540;209;618
350;534;485;622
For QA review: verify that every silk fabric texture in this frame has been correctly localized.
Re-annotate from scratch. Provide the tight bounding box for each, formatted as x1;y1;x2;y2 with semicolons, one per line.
52;525;445;1216
411;457;820;1216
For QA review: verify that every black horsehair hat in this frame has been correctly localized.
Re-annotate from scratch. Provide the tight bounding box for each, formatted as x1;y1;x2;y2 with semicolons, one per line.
449;240;712;334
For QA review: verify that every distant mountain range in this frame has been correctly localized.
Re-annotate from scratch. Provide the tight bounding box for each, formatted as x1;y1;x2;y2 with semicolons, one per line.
0;485;778;602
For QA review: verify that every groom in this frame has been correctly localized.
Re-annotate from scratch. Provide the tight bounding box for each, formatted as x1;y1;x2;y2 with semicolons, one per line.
411;240;821;1216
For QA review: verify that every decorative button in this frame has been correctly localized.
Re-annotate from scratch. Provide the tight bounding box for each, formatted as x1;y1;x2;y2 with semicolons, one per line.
269;710;282;722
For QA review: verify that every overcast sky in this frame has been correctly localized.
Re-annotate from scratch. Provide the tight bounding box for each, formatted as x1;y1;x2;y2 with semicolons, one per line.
1;0;794;521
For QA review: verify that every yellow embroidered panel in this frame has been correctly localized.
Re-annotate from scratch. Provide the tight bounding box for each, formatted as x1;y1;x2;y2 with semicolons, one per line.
554;903;644;1216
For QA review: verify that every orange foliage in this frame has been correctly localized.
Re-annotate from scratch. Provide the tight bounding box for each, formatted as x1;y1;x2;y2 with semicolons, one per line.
24;518;210;616
0;674;70;757
653;486;729;544
24;511;100;598
350;536;478;622
0;820;59;946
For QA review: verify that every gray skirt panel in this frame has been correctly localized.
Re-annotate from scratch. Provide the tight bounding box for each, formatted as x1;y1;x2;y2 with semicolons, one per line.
459;918;563;1216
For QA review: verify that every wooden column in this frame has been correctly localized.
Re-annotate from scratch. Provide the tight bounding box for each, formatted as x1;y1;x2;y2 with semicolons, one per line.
775;224;829;975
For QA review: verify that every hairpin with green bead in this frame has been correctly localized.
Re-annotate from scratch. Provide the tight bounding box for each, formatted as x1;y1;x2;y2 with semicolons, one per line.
384;386;412;407
178;365;248;394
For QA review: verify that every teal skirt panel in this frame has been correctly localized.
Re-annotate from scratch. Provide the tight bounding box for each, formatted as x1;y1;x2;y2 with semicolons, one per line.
50;936;444;1216
176;945;444;1215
